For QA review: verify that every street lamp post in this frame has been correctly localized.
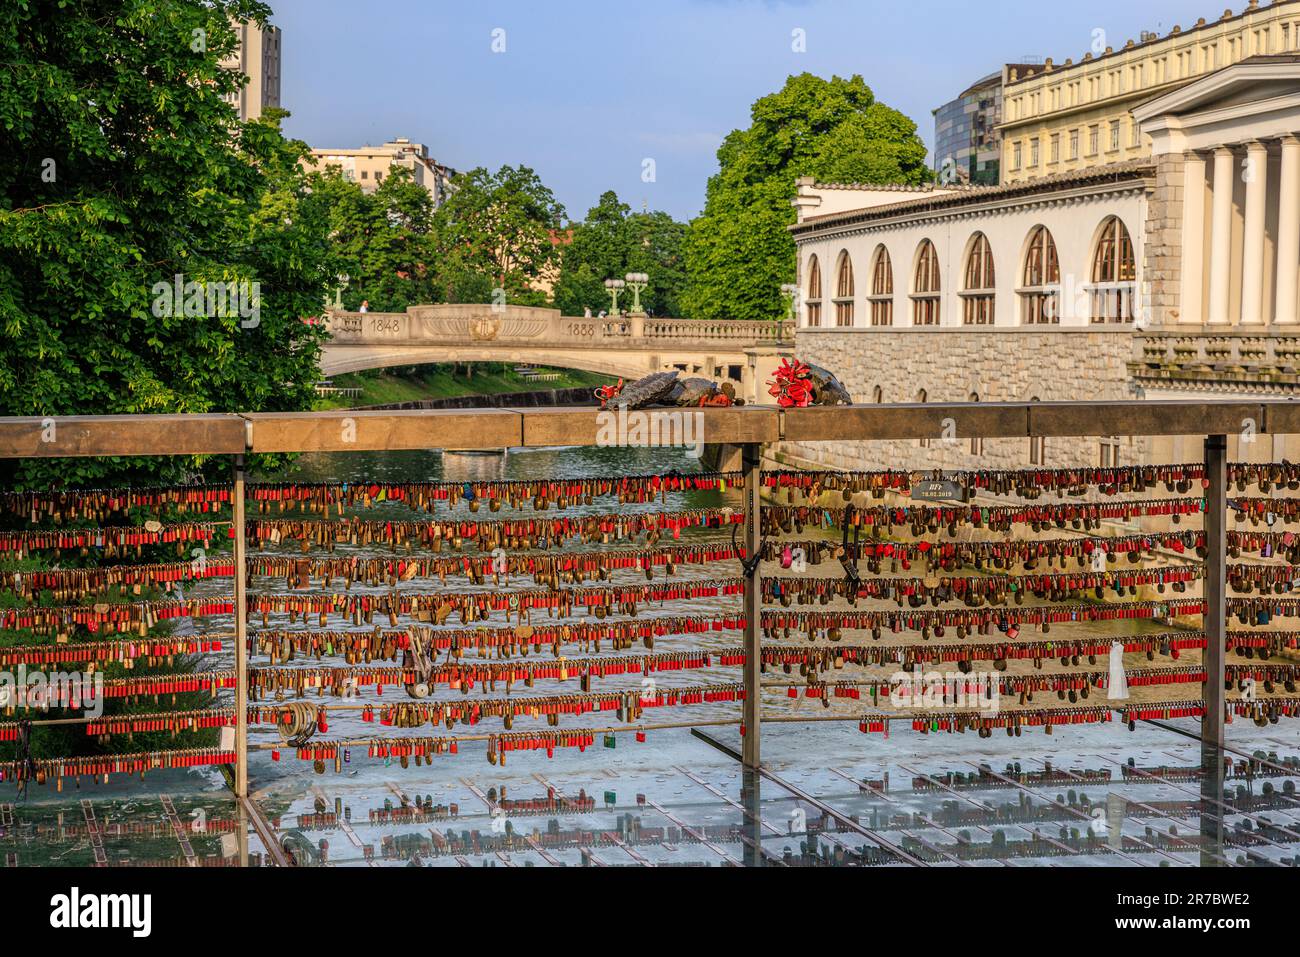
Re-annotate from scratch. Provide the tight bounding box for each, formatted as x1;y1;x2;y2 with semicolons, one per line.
604;278;625;316
624;273;649;316
780;283;800;332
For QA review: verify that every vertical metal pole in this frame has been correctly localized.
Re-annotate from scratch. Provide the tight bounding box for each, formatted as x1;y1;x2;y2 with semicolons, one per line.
740;769;763;868
233;454;249;800
741;443;762;770
235;800;250;868
1200;434;1227;865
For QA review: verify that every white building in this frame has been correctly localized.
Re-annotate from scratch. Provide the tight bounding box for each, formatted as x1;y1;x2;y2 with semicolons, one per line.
785;55;1300;473
793;168;1147;331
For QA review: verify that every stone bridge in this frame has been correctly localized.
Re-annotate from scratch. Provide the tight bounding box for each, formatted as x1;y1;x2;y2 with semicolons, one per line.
318;305;794;403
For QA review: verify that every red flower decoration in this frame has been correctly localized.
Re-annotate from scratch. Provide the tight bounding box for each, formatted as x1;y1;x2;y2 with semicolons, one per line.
767;358;814;408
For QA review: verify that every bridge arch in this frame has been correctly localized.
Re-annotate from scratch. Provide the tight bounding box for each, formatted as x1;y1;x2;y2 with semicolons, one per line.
320;346;652;381
317;305;792;401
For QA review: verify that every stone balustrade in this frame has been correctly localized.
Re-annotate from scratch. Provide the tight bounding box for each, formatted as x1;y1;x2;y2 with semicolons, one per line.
643;318;795;343
322;306;793;347
1131;327;1300;392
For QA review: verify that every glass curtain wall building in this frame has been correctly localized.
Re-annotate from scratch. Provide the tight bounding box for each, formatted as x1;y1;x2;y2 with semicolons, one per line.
933;65;1043;186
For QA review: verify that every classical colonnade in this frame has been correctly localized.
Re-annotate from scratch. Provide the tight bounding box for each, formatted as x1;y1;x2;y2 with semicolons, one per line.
1182;135;1300;325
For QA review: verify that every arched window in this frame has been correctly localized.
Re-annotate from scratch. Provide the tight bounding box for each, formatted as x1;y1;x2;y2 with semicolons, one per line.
1090;217;1137;323
805;255;822;327
869;246;893;326
834;251;855;327
1021;226;1060;324
1028;395;1046;464
916;388;930;448
912;241;941;326
962;233;996;325
872;385;883;404
969;392;984;455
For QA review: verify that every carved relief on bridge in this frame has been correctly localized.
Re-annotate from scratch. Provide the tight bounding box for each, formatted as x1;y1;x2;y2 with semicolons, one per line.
407;305;556;342
324;312;408;341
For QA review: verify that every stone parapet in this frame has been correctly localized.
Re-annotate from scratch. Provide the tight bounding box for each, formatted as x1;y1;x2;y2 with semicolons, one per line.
784;327;1145;470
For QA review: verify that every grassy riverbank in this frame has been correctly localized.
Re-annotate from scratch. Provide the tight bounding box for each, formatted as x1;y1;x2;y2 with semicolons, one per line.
314;363;617;410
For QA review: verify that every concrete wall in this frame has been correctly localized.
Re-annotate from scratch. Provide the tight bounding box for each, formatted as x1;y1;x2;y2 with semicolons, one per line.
779;326;1149;470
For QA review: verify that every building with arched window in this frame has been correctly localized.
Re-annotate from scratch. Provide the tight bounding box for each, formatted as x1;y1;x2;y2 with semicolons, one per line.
785;47;1300;472
793;168;1144;331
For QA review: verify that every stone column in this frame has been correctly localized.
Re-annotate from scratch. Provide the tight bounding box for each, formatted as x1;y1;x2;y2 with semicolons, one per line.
1240;141;1269;325
1276;135;1300;325
1207;147;1236;325
1180;151;1207;325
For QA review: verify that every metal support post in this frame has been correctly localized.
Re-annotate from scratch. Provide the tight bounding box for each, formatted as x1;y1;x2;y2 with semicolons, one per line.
1201;434;1227;865
741;442;762;769
233;454;249;799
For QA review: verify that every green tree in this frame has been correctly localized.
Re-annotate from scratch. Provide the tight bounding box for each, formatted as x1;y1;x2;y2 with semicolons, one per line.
627;210;688;317
554;191;688;317
0;1;344;769
431;165;565;306
0;0;338;488
554;191;631;317
309;166;440;312
683;73;930;322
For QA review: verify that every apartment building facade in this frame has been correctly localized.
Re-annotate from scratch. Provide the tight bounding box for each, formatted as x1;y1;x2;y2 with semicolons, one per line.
307;139;457;208
1000;0;1300;183
221;19;282;122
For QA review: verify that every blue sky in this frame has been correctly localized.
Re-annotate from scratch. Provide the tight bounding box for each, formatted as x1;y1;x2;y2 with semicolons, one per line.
271;0;1203;222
